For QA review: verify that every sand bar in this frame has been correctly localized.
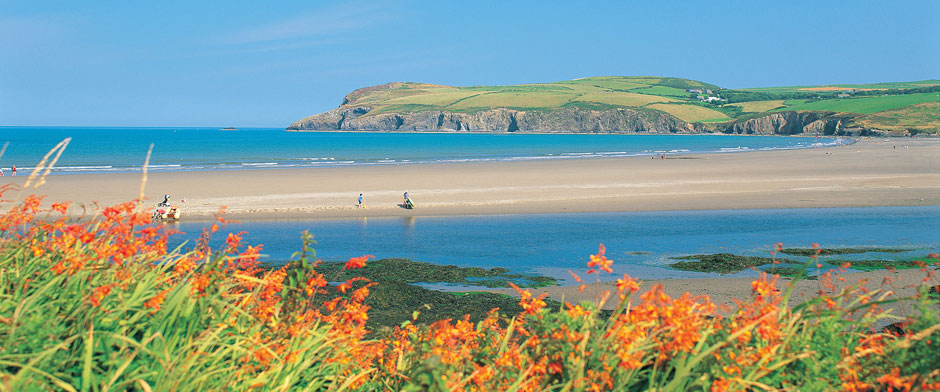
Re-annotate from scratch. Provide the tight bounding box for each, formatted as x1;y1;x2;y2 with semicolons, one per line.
478;268;939;314
3;138;938;220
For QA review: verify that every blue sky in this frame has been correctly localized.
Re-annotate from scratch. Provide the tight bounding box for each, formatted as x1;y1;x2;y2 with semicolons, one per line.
1;0;938;127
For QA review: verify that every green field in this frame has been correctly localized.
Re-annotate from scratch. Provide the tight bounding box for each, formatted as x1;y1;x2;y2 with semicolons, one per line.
647;103;729;122
727;99;785;112
742;80;940;93
773;92;939;114
329;76;939;131
855;102;940;131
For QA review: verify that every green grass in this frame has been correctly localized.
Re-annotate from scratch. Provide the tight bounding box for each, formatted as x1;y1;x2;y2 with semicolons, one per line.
774;92;939;114
447;91;578;110
630;85;693;98
856;102;940;132
742;80;940;93
726;99;786;113
647;103;730;122
572;91;679;106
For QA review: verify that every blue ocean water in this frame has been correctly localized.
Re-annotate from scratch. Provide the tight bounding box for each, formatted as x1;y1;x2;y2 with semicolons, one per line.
0;126;848;174
169;206;940;283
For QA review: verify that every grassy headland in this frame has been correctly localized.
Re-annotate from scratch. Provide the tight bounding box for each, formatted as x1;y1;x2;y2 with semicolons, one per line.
295;76;940;134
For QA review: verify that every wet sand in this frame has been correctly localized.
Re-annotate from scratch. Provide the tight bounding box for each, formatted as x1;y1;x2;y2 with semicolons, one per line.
5;137;938;221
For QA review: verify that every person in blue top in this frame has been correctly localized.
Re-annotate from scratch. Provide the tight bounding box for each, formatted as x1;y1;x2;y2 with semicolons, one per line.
357;193;363;208
403;191;413;209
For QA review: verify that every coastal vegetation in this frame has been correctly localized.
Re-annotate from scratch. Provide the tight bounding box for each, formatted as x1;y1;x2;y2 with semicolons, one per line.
290;76;940;134
2;191;939;390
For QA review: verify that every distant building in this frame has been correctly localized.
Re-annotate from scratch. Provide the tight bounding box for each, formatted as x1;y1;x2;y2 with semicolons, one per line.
704;96;726;102
687;89;704;94
705;89;713;94
837;93;850;98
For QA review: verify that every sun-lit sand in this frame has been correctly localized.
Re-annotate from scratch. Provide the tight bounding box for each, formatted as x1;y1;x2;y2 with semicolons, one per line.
6;137;938;220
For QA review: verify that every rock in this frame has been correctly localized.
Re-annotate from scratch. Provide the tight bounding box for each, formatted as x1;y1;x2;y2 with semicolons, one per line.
721;111;877;136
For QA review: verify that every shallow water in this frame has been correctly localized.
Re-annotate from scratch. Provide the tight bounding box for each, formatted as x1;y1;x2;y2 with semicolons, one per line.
168;206;940;283
0;126;847;174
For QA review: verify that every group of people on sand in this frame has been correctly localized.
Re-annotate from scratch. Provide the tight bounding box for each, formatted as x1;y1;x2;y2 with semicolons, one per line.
0;164;16;177
356;191;414;209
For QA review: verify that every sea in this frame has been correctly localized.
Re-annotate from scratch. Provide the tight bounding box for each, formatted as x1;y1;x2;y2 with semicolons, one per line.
0;126;848;174
4;127;935;282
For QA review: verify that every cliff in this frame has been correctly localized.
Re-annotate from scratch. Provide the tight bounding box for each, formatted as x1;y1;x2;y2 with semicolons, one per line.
287;106;709;134
720;111;875;136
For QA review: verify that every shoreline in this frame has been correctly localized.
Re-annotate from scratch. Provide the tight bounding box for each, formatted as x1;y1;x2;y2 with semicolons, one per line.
2;137;937;221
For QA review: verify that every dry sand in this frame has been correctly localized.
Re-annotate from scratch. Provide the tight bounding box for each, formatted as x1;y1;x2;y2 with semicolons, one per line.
5;137;938;221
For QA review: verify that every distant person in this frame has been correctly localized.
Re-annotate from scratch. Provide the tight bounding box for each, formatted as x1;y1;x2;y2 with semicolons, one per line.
11;165;15;176
403;191;413;209
161;194;170;206
357;193;364;208
1;168;4;176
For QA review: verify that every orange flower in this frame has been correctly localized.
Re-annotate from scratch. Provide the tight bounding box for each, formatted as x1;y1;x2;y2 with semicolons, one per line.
144;289;170;311
50;201;70;214
616;273;639;293
305;273;327;296
587;244;613;274
344;254;373;270
225;232;246;250
88;284;116;307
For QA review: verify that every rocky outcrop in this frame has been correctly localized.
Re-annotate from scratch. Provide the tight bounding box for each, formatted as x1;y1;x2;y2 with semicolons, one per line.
722;111;876;136
287;106;708;134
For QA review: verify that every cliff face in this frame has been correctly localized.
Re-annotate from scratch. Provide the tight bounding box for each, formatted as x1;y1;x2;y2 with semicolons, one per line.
722;111;874;136
287;106;708;134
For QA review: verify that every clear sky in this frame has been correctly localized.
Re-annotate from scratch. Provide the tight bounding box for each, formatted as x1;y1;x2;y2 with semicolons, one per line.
2;0;938;127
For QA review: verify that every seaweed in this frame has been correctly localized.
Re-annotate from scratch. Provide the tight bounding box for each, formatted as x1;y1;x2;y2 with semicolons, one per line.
669;253;795;274
827;258;927;272
778;247;910;256
313;258;557;288
761;265;807;278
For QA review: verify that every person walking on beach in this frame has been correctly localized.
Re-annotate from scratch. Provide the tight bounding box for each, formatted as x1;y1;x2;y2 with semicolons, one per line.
357;193;364;208
11;165;15;176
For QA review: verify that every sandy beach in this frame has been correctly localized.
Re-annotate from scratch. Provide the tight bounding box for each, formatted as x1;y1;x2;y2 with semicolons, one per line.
5;137;938;220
